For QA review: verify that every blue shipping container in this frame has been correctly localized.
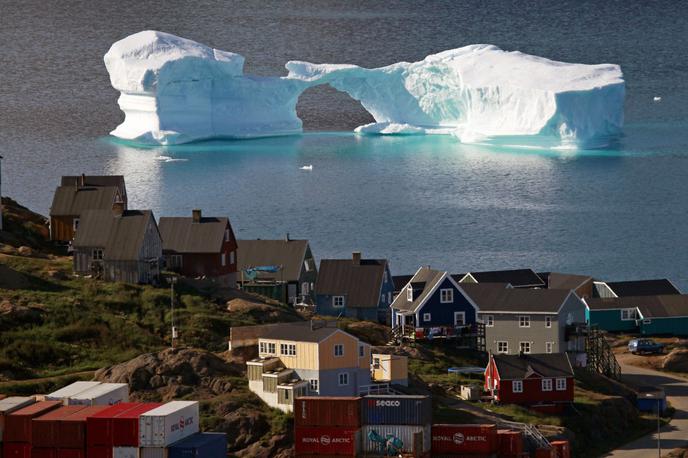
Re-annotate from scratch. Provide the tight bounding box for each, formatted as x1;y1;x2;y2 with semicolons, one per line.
361;395;432;426
168;432;227;458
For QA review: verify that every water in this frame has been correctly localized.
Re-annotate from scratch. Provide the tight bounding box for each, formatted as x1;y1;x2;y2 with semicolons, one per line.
2;1;688;287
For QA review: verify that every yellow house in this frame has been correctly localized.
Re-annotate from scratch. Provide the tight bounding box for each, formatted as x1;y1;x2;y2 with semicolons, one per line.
246;322;372;412
371;353;409;386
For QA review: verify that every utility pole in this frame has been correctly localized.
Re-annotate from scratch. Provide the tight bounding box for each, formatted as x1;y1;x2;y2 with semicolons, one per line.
0;155;4;232
168;276;178;347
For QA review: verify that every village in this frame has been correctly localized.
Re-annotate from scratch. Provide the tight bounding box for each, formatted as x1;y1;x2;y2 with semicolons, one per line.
1;174;688;458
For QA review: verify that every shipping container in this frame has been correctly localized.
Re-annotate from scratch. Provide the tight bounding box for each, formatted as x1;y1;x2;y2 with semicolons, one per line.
86;403;140;447
67;384;128;407
0;397;35;441
139;401;199;447
294;397;361;428
168;432;227;458
32;405;86;447
360;424;431;454
45;382;101;404
535;447;556;458
55;450;84;458
30;449;55;458
431;424;498;455
361;395;431;426
85;446;110;458
551;440;570;458
3;443;31;458
113;403;163;447
113;448;138;458
294;427;360;456
4;401;62;442
497;429;524;456
58;405;109;448
139;448;166;458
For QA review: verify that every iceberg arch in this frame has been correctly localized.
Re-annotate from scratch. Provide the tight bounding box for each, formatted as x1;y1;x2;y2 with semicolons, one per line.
105;31;625;149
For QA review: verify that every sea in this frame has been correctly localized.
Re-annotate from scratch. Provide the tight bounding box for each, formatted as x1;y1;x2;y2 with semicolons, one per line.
2;0;688;287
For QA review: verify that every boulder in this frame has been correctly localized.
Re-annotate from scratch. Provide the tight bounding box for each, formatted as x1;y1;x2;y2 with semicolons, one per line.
662;349;688;372
17;246;33;257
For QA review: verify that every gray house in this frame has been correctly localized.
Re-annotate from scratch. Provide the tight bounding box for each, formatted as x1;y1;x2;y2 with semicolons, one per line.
72;203;162;284
463;284;587;355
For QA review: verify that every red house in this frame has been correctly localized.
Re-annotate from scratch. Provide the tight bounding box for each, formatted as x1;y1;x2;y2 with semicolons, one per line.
485;353;574;413
158;209;238;285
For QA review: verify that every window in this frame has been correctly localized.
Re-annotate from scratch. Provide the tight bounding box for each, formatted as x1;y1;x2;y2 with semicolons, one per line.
643;319;652;324
280;344;296;356
302;282;309;295
260;342;275;355
333;296;345;308
373;357;380;369
387;292;392;303
224;229;230;242
221;253;226;266
284;389;290;400
519;316;531;328
556;378;567;391
73;218;80;231
229;251;235;265
407;287;413;301
484;315;494;327
359;345;365;357
497;341;508;354
259;342;266;353
267;343;275;354
309;379;319;393
92;249;104;260
304;259;311;272
542;378;553;391
519;341;531;354
512;380;523;393
621;308;638;321
334;344;344;357
423;313;431;322
381;294;386;305
384;271;389;283
454;311;465;326
338;372;349;386
545;316;552;328
440;288;454;303
545;342;554;354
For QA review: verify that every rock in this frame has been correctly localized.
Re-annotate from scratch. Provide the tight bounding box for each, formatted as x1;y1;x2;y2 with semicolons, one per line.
216;408;270;451
662;349;688;372
17;246;33;257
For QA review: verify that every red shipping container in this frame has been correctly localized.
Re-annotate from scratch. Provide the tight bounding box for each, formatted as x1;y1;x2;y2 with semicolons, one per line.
30;449;55;458
86;403;140;447
32;406;86;448
551;440;570;458
293;397;361;428
112;403;162;447
56;450;84;458
58;405;109;448
497;429;524;456
5;401;62;442
4;443;31;458
85;447;111;458
535;448;556;458
431;424;498;455
295;426;360;456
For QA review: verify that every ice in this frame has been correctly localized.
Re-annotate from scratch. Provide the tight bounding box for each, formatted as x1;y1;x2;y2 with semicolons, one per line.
105;32;625;149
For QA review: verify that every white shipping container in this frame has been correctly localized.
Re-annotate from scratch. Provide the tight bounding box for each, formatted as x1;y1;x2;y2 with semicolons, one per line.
68;382;129;406
45;381;101;404
139;401;200;447
139;447;167;458
113;447;139;458
0;397;36;441
361;424;432;454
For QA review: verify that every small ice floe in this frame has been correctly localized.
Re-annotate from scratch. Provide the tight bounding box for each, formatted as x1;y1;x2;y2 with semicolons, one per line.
654;96;662;102
300;164;313;171
155;155;188;162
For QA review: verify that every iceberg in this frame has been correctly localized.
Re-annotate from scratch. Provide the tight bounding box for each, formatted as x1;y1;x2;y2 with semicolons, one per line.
105;31;625;149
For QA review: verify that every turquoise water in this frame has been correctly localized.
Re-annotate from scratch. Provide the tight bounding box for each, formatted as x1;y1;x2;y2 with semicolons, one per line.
2;0;688;287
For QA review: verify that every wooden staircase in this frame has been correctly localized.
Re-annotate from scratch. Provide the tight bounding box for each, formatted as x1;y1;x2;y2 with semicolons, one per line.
585;327;621;379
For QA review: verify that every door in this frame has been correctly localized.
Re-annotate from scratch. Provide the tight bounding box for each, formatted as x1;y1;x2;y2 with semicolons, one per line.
454;311;466;326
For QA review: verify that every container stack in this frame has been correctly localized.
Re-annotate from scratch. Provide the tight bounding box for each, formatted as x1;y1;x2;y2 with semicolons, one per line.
86;403;139;458
294;397;362;457
3;401;61;458
431;424;499;457
67;384;129;407
45;383;101;405
496;429;526;458
168;433;227;458
139;401;200;458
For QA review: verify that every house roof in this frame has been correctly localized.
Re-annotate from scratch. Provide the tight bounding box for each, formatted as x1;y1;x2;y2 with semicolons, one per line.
463;269;545;288
393;275;413;293
390;266;446;313
637;295;688;318
540;272;592;291
73;209;157;261
50;186;120;216
606;279;680;297
61;175;126;192
237;239;310;282
316;258;387;308
259;322;349;343
159;216;231;254
463;284;571;313
492;353;574;380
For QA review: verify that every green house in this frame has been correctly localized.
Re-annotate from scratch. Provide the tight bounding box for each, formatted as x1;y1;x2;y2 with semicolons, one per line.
637;296;688;336
584;297;640;332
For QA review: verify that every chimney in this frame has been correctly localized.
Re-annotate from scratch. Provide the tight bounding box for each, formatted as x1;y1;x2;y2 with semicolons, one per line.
285;232;290;242
352;251;361;266
80;173;85;188
112;201;125;217
192;209;202;223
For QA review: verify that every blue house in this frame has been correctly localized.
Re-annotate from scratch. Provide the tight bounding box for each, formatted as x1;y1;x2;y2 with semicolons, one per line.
315;252;394;323
389;266;478;331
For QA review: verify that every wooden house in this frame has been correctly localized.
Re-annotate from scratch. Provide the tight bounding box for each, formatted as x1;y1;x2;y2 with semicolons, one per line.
315;252;394;323
485;352;574;413
158;209;238;285
586;294;688;336
72;203;162;284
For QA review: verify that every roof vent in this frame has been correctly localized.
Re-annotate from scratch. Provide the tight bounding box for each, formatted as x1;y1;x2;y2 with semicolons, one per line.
353;251;361;266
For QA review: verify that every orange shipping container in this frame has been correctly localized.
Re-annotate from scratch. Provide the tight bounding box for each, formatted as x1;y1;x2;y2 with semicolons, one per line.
497;429;524;456
551;440;571;458
535;447;556;458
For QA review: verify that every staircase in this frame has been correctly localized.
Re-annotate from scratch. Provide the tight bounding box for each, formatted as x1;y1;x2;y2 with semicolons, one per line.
388;324;414;345
521;423;551;450
585;327;621;379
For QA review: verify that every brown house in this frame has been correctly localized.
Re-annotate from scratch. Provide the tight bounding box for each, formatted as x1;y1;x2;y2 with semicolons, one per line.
158;209;238;285
49;175;127;243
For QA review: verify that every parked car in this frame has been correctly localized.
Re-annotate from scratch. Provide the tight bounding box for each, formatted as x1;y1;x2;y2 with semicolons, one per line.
628;338;665;355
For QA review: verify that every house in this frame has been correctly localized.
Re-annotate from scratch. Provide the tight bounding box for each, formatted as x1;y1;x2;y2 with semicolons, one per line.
72;202;162;284
237;237;317;305
315;252;394;323
594;279;681;298
485;352;574;413
463;283;587;355
586;294;688;336
459;269;545;288
539;272;594;299
158;209;238;285
49;175;127;242
584;296;644;332
246;322;372;412
392;275;413;298
389;266;478;331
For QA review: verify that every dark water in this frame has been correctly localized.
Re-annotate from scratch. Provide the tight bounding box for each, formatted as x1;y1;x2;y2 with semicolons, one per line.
2;1;688;287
